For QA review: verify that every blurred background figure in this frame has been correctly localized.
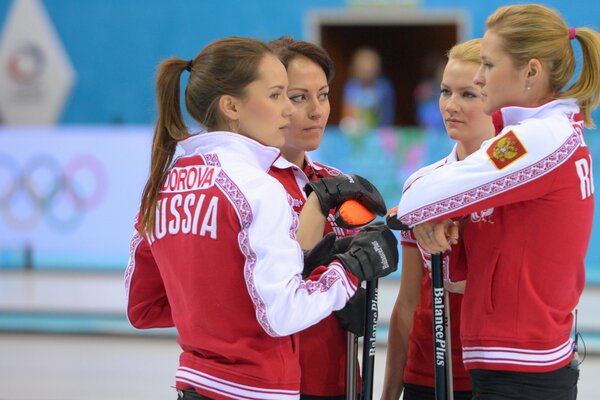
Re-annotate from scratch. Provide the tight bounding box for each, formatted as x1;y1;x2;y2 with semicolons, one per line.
340;47;395;135
413;52;446;131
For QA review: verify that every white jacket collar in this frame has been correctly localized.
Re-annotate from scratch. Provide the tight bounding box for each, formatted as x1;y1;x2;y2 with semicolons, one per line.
496;99;579;130
272;152;322;171
447;144;459;163
177;131;281;172
272;154;297;169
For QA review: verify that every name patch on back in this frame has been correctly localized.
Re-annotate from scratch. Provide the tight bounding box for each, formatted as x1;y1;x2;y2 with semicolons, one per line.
161;165;220;193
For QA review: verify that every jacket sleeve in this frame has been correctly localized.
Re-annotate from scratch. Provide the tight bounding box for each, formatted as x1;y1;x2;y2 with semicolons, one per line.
125;229;174;329
397;118;582;227
241;177;357;337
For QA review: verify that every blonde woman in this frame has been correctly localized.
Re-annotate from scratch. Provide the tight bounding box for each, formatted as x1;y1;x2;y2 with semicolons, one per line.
381;39;494;400
395;4;600;399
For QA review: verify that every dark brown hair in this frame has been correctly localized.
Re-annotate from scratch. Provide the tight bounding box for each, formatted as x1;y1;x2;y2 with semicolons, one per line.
269;35;335;83
138;37;272;235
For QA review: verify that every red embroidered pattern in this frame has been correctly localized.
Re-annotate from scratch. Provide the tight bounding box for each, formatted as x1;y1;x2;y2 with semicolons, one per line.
400;132;581;226
286;193;299;240
124;231;142;296
321;165;342;177
299;268;342;294
205;154;278;335
400;229;414;242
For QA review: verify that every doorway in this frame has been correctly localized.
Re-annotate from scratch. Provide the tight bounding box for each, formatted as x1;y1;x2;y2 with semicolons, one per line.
308;9;468;126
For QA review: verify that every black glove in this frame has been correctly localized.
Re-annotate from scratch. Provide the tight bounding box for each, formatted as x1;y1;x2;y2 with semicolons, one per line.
336;224;399;282
360;220;387;233
305;174;387;217
302;233;355;278
385;206;411;231
334;287;366;336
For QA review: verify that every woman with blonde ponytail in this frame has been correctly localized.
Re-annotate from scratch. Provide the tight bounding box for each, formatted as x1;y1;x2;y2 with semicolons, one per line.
124;37;398;400
392;4;600;399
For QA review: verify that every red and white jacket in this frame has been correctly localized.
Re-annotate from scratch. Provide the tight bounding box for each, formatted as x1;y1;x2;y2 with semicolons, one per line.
399;146;471;390
125;132;357;400
397;99;593;373
269;155;357;396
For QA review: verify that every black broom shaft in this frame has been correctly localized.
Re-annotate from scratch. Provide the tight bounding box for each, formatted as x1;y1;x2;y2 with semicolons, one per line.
361;279;378;400
346;332;358;400
432;253;447;400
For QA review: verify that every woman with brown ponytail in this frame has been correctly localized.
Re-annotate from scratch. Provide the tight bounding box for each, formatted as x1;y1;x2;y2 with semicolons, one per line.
394;4;600;399
124;37;398;400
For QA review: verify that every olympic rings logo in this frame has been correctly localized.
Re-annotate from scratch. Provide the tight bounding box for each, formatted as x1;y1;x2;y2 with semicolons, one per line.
7;43;45;85
0;153;107;232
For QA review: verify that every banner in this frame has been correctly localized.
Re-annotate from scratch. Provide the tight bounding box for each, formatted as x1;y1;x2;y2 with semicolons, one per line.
0;126;152;269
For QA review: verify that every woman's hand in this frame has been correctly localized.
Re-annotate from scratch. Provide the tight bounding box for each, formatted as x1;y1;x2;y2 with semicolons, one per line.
444;280;466;294
412;219;458;253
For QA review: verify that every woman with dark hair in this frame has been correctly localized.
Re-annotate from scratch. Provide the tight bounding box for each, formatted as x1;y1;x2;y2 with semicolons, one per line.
269;35;370;400
125;36;398;400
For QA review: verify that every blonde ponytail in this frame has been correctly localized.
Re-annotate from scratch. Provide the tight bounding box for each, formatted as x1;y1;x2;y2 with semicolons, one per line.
487;4;600;127
558;28;600;128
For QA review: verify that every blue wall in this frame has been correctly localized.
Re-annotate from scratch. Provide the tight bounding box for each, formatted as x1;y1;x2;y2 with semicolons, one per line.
1;0;599;124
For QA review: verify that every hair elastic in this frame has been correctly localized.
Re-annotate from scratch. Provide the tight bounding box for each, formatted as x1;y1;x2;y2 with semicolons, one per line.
185;60;193;72
569;27;577;41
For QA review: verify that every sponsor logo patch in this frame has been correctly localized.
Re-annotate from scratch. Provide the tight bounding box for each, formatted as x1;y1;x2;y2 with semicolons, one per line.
487;130;527;169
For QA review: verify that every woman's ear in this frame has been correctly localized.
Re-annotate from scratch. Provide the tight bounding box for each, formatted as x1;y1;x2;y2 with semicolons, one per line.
218;95;240;121
525;58;543;86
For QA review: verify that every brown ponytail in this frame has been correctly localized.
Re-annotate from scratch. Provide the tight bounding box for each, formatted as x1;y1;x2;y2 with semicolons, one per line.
137;58;191;236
